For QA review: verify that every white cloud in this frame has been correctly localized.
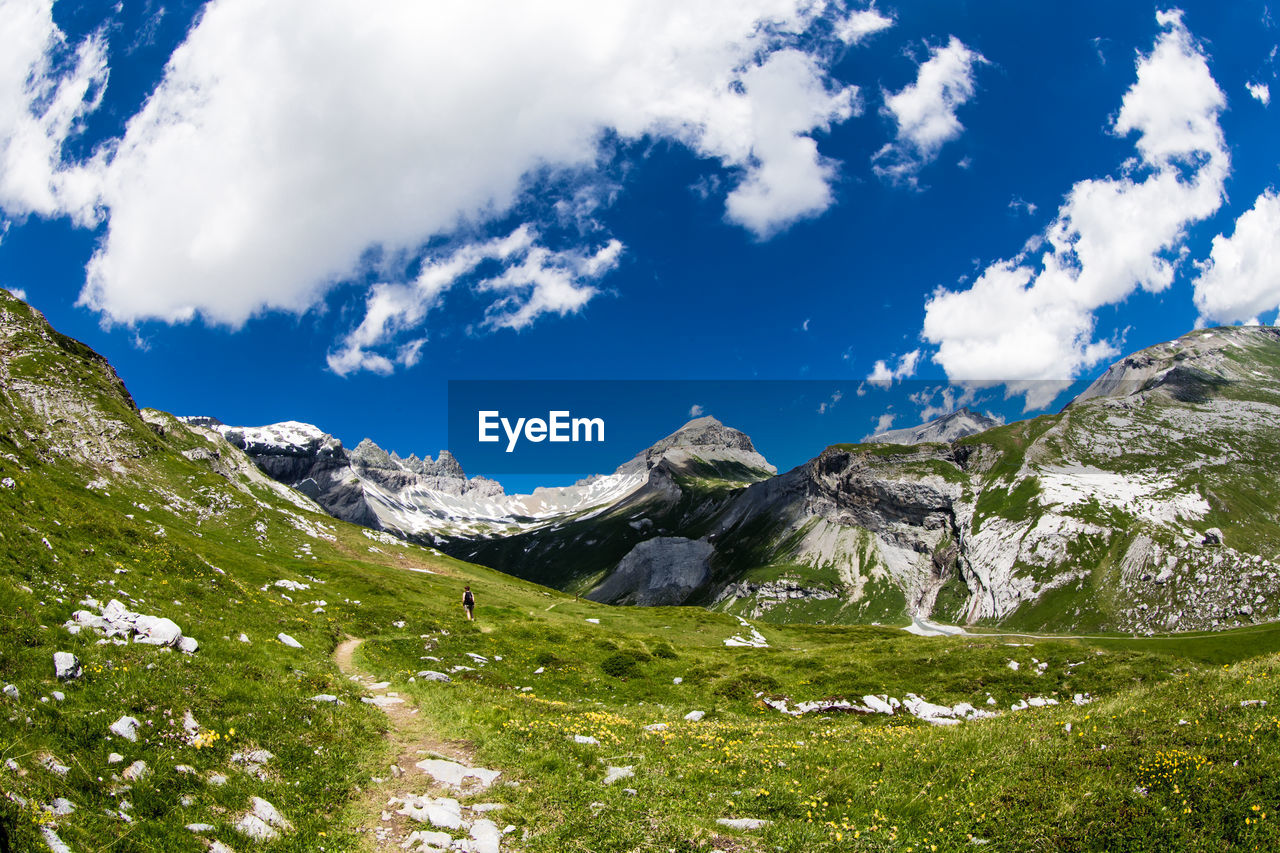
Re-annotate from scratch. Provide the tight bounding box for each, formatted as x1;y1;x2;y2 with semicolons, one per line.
1192;190;1280;326
688;404;705;417
910;384;978;422
0;0;107;225
4;286;27;301
1247;81;1271;105
817;389;843;414
871;412;896;434
1009;197;1037;216
920;10;1228;410
867;349;920;386
835;8;893;45
32;0;872;344
873;37;986;184
721;49;859;238
326;227;621;376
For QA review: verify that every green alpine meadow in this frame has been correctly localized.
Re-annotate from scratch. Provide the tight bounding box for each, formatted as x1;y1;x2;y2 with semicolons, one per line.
5;272;1280;852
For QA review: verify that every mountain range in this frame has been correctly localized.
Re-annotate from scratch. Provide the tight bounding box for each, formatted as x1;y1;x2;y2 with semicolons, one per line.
192;320;1280;635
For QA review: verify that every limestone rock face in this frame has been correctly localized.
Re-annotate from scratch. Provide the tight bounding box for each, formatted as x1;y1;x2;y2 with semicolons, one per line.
587;537;714;606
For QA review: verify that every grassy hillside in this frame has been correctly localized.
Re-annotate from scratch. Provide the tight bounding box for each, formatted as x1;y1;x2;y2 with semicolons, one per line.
5;292;1280;851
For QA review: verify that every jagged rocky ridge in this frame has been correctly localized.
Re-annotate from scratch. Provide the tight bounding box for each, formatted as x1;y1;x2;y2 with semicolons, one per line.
868;406;1002;445
208;326;1280;634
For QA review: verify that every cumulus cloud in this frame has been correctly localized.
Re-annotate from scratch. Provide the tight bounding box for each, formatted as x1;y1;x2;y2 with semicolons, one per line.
1192;190;1280;326
835;7;894;45
327;227;622;376
870;412;896;435
688;404;705;417
1246;81;1271;105
867;349;920;386
0;0;107;224
920;10;1228;410
873;37;986;184
10;0;876;358
4;286;27;301
817;389;843;414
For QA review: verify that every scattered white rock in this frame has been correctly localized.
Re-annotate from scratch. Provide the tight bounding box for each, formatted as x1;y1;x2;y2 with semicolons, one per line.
65;600;198;652
586;618;600;624
573;734;600;745
470;818;503;853
107;752;124;765
684;710;705;722
48;797;75;816
644;723;668;732
273;579;310;591
249;796;293;831
1007;660;1020;671
209;842;235;853
404;828;454;849
310;693;342;704
53;652;82;680
122;761;149;781
416;758;502;791
51;691;64;701
238;633;250;643
185;823;215;833
416;671;451;682
277;633;302;648
41;828;73;853
397;795;463;829
603;765;634;785
110;715;141;742
362;695;405;707
672;677;683;685
862;695;896;715
235;813;278;841
2;684;18;699
717;817;771;831
40;754;70;776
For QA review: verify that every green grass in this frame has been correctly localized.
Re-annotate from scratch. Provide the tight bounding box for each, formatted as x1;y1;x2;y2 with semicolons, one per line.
6;289;1280;851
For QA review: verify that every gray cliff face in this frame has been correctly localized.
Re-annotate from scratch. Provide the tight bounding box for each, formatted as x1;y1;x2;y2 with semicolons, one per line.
586;537;714;606
0;290;152;470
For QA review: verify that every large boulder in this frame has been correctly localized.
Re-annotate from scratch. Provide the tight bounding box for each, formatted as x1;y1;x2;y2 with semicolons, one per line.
587;537;714;606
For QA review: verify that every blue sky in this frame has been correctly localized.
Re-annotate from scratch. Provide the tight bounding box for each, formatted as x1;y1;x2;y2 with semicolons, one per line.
1;1;1278;490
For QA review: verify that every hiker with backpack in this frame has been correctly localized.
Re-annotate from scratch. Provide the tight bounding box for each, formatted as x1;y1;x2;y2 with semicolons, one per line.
462;585;475;621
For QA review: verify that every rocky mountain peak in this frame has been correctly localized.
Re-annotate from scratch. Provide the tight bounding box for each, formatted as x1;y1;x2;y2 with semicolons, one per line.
615;415;775;478
868;406;1002;446
1072;325;1280;405
350;438;396;470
